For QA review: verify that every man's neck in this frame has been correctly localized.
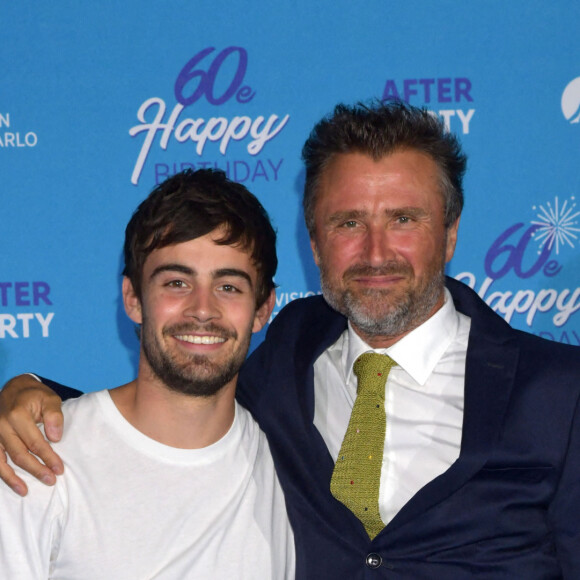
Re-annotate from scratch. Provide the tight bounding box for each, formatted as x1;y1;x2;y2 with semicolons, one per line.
109;375;236;449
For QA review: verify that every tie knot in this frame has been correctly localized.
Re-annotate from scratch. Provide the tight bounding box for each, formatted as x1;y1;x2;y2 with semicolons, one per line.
353;353;397;395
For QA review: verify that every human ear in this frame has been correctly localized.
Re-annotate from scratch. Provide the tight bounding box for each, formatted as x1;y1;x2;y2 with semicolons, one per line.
252;288;276;333
310;237;321;267
122;277;143;324
445;217;460;263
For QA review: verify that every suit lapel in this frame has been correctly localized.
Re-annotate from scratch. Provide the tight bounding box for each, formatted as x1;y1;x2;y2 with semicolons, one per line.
287;301;374;541
291;283;522;541
380;278;520;534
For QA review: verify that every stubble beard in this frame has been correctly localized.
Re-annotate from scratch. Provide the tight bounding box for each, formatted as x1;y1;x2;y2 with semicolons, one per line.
140;319;251;398
319;259;445;340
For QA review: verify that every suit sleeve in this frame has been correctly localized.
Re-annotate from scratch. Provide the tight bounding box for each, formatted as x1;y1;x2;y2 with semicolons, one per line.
237;331;272;421
37;376;84;401
548;391;580;578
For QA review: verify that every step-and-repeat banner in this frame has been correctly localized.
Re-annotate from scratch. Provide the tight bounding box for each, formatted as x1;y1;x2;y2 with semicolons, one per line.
2;2;579;390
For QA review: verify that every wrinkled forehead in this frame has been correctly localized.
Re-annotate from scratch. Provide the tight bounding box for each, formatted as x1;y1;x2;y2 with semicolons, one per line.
315;150;446;208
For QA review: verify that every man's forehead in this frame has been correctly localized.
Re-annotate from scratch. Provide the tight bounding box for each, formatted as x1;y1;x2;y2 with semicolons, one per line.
323;149;440;176
145;231;255;271
317;150;446;207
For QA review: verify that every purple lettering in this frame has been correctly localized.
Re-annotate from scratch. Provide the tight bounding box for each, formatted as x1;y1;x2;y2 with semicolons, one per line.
0;282;11;306
381;80;400;101
485;224;551;280
403;79;418;102
267;158;283;180
207;47;254;105
174;47;215;106
437;78;452;102
455;78;473;102
33;282;52;306
15;282;30;306
234;160;250;182
155;163;170;183
252;160;268;181
174;47;254;107
419;79;435;102
543;260;562;277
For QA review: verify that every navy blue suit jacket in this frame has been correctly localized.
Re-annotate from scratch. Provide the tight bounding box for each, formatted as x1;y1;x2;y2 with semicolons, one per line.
237;277;580;579
47;278;580;578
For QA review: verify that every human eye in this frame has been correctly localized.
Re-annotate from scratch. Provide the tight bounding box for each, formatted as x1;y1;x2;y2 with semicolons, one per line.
218;283;241;294
165;279;188;289
392;212;419;226
340;219;360;229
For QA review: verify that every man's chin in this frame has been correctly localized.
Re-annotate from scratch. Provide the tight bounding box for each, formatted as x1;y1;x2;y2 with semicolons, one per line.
346;286;408;311
161;366;236;398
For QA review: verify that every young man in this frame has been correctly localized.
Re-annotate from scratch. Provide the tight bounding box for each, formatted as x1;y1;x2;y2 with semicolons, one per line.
2;101;580;578
0;169;294;579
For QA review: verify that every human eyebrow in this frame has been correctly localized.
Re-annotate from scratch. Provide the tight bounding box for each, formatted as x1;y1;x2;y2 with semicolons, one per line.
385;207;429;219
149;264;195;280
326;210;367;226
214;268;254;289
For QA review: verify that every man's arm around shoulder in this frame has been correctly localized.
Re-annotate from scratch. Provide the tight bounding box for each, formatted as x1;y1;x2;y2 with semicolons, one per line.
0;374;83;495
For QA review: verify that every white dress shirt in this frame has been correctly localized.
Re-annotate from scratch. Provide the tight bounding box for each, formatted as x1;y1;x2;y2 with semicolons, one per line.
313;289;471;525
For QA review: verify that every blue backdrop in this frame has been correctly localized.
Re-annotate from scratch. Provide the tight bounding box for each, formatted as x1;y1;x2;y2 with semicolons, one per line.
2;1;580;391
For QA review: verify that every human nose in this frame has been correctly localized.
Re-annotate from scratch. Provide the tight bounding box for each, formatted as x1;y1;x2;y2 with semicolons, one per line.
363;225;395;266
182;287;220;322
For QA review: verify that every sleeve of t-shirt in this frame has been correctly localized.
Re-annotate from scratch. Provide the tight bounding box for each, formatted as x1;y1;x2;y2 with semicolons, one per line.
0;461;65;578
36;375;84;400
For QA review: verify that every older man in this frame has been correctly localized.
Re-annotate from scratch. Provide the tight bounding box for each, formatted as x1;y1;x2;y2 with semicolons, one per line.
2;101;580;579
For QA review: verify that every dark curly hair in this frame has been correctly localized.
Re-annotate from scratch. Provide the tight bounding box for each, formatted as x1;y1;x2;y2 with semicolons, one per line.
123;169;277;307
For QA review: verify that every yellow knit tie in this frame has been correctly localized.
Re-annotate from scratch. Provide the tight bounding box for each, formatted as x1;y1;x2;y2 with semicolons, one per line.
330;352;397;539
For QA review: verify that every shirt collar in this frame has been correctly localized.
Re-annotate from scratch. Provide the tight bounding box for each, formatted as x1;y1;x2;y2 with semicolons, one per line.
343;288;460;387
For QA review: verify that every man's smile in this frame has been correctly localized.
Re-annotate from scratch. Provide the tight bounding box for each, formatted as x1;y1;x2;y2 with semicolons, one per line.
174;334;227;345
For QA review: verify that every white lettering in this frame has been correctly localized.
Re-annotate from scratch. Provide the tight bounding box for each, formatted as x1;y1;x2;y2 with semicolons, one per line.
0;315;17;338
0;131;38;148
429;110;475;134
0;313;54;338
129;98;177;185
25;132;37;147
18;313;34;337
36;312;54;337
247;115;290;154
526;289;558;326
454;273;580;327
438;109;455;131
219;116;252;153
456;109;475;134
275;290;320;308
495;290;535;324
554;288;580;326
129;98;290;184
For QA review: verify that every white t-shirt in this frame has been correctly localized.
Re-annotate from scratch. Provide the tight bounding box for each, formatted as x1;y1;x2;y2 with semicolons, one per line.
0;390;295;579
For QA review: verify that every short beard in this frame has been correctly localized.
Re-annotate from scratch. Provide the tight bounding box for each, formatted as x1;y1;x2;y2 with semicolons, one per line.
319;260;445;340
140;320;250;398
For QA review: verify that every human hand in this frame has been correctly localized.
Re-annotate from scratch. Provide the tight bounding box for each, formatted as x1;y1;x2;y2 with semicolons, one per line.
0;374;65;496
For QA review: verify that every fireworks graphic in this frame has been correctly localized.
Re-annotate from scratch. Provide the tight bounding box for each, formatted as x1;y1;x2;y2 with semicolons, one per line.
531;196;580;255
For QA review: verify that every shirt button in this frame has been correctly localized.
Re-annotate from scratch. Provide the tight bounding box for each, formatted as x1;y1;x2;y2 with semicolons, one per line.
365;553;382;569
